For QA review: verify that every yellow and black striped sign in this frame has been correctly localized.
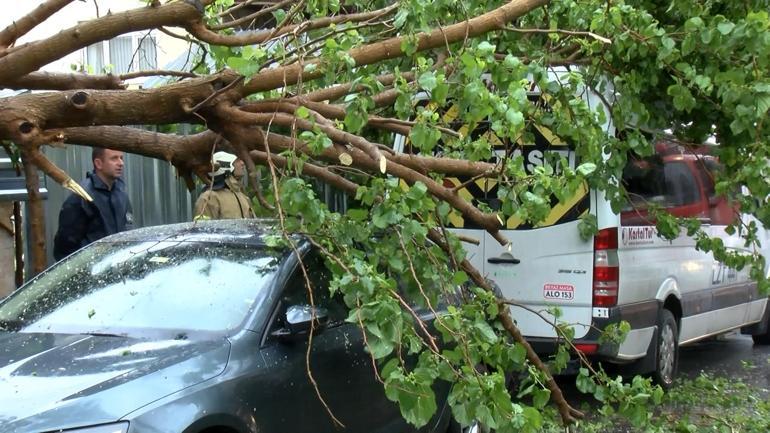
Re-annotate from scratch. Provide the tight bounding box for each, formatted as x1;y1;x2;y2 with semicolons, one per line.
402;101;589;229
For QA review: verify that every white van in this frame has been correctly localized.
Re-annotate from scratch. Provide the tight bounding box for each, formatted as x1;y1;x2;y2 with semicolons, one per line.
394;86;770;388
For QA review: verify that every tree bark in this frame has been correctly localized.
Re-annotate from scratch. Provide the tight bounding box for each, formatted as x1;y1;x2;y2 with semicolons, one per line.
2;71;125;91
20;152;46;277
0;71;240;142
241;0;549;94
0;0;74;49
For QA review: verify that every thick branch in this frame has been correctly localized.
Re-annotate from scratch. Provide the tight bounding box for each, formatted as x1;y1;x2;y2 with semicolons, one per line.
250;149;360;194
241;0;549;94
0;71;240;142
118;70;198;80
220;108;503;237
13;202;23;287
0;0;73;49
24;148;93;202
58;126;216;172
2;71;125;91
249;124;499;177
300;71;414;103
217;105;388;173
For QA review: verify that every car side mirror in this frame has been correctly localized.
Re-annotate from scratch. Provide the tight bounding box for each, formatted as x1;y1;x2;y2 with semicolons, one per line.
273;304;329;341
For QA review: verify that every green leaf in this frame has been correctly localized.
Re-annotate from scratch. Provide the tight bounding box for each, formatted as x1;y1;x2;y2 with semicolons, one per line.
344;99;369;133
477;41;496;56
473;321;497;343
576;162;597;176
717;21;735;35
347;208;368;221
394;8;409;29
684;17;704;32
418;72;437;91
295;106;310;119
432;81;449;104
452;271;469;285
756;94;770;116
578;213;598;240
409;123;441;153
226;56;258;76
532;388;551;409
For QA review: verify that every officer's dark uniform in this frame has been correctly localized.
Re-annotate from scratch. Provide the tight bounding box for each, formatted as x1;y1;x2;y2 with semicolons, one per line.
53;171;134;260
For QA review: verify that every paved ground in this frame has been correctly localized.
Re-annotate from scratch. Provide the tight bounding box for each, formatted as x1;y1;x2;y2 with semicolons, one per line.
677;331;769;394
558;331;770;403
551;332;770;432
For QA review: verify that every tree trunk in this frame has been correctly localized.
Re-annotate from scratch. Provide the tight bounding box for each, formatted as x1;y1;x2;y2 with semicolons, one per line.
21;153;47;277
13;201;23;288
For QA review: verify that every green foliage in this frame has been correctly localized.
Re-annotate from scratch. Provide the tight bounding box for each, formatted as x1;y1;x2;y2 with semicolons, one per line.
549;373;770;433
192;0;770;430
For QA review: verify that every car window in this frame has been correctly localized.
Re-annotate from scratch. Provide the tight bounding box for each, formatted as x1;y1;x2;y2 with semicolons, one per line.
664;162;700;206
694;158;737;225
0;241;282;336
621;156;705;225
268;252;348;337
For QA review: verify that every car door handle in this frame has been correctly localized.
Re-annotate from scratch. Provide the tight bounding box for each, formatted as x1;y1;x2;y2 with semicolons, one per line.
487;253;521;265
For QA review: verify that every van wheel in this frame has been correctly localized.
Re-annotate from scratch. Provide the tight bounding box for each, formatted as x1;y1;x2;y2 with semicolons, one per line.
749;303;770;345
753;333;770;344
652;309;678;389
751;308;770;345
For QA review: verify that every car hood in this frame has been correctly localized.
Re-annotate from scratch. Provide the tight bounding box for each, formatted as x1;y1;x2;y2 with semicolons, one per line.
0;332;230;433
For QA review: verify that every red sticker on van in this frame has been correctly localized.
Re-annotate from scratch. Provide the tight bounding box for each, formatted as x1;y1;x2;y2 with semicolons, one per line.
544;284;574;300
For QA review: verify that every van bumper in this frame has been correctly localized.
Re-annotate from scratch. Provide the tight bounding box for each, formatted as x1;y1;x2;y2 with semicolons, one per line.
524;300;661;364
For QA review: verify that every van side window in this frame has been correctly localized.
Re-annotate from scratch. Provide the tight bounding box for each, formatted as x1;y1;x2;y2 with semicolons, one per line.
621;156;667;225
693;159;737;225
664;162;700;206
621;157;706;225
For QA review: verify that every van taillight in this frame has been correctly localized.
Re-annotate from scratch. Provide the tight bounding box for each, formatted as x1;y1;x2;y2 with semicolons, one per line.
593;228;619;307
594;227;618;250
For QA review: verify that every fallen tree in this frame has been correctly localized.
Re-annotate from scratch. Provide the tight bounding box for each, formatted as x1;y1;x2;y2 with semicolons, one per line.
1;0;769;430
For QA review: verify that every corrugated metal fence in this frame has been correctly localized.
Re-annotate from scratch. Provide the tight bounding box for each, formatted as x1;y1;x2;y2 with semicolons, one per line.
42;145;194;263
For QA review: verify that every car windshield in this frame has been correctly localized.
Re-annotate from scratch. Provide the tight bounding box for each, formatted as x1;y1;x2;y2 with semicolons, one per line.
0;240;282;336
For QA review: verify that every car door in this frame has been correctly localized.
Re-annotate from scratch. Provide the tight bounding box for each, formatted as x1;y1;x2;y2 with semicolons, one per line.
255;251;412;433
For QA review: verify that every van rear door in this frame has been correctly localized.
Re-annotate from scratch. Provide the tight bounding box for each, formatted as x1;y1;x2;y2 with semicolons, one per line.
484;172;595;339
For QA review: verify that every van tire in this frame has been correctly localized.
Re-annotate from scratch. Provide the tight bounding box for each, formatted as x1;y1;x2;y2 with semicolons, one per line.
753;333;770;344
651;309;678;389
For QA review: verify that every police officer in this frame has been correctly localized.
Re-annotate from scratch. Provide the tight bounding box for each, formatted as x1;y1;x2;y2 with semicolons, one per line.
53;147;134;260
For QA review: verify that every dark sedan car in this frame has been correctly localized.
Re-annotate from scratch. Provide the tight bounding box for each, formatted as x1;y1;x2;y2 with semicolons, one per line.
0;220;458;433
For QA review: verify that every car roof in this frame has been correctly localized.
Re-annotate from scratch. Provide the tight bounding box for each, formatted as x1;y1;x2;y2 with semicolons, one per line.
95;218;296;247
